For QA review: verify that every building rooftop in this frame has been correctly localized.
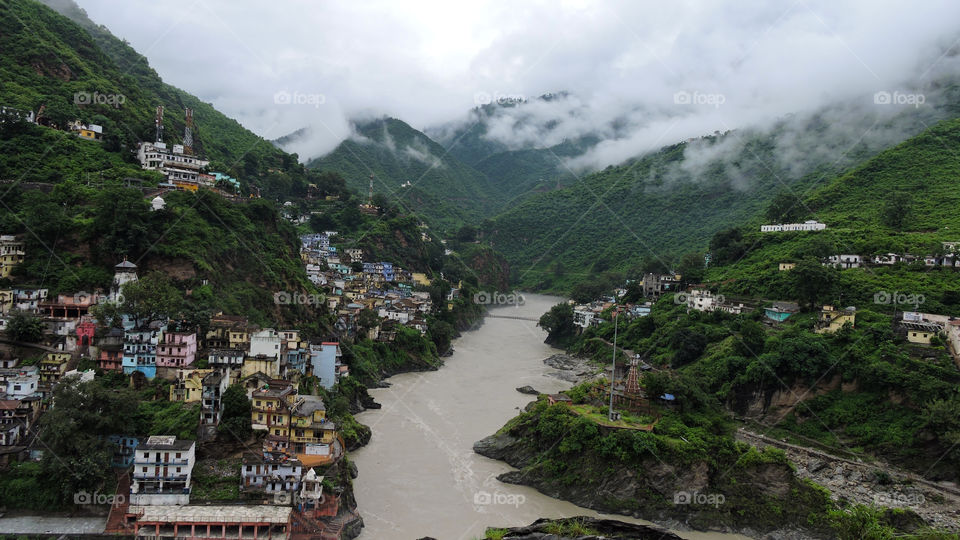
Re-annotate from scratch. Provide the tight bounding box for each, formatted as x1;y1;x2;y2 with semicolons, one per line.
292;395;325;416
140;435;195;451
130;504;291;525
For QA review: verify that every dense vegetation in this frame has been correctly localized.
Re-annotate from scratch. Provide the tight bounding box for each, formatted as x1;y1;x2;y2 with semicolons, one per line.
306;117;504;231
1;0;330;201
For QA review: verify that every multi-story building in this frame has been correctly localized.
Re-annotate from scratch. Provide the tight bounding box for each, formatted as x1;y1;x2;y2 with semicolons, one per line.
205;314;250;350
207;348;244;377
250;329;281;360
641;273;681;298
130;435;196;506
136;141;210;186
241;450;302;494
12;287;48;313
122;322;166;379
39;352;70;384
251;382;295;444
4;366;39;398
97;328;125;372
815;305;857;334
201;371;229;429
289;395;337;466
242;354;282;380
0;235;24;279
108;435;141;468
309;342;342;390
823;254;863;269
168;369;211;403
156;330;197;372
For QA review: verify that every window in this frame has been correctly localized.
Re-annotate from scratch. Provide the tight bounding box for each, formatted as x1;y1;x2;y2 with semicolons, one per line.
176;467;181;473
175;452;181;458
246;465;252;471
142;467;147;472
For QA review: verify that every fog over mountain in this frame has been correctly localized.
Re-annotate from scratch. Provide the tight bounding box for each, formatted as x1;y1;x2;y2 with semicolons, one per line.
78;0;960;171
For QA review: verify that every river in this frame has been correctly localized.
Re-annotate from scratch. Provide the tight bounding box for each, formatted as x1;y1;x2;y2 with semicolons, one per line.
351;294;746;540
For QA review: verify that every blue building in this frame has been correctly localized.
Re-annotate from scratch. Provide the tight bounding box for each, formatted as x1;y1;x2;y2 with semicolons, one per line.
764;301;800;323
108;434;141;468
309;342;342;389
121;322;165;379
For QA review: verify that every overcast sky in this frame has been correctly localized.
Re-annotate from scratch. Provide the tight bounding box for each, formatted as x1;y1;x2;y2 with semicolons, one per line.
77;0;960;166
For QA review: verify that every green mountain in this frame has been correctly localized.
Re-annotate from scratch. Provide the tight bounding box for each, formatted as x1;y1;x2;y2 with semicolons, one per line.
707;115;960;314
3;0;305;199
304;117;504;230
485;90;960;291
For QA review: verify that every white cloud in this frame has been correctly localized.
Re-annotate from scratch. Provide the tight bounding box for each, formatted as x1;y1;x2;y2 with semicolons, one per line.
77;0;960;166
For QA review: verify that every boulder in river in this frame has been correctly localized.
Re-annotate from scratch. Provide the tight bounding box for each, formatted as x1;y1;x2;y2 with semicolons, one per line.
516;385;539;395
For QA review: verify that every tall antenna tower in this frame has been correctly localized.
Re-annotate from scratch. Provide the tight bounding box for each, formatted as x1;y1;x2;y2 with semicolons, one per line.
155;105;164;143
368;174;374;205
183;108;194;154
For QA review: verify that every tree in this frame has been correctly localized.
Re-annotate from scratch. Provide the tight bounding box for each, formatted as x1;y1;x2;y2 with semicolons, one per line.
570;282;606;304
218;384;252;442
6;311;43;342
88;187;152;258
676;252;706;286
38;377;136;504
670;328;707;367
121;271;183;327
880;192;912;231
790;257;837;310
735;320;767;357
455;225;478;243
538;302;577;346
709;228;747;266
765;192;806;223
89;302;123;329
357;308;380;334
642;371;671;400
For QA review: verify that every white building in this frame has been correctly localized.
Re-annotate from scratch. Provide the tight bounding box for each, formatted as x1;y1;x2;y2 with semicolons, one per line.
250;329;281;360
573;307;595;329
760;220;826;232
824;254;862;269
137;141;210;185
241;451;302;494
5;367;39;398
130;435;196;506
12;288;48;313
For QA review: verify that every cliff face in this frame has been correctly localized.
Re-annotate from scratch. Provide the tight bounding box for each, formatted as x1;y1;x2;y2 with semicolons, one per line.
482;517;684;539
473;401;837;538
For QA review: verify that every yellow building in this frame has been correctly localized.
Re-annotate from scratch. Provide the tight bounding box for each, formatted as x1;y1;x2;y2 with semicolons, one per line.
251;383;295;442
0;236;25;279
289;395;337;466
168;369;212;402
242;354;281;379
815;305;856;334
39;352;71;383
0;290;12;314
778;262;796;271
172;180;199;192
229;329;251;350
900;312;945;345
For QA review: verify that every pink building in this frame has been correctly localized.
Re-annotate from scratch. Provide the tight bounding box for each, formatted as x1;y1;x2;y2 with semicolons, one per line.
156;331;198;368
76;316;96;348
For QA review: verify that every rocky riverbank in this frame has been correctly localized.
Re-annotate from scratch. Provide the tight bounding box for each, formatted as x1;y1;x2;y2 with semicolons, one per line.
542;353;602;383
736;428;960;532
473;400;845;539
480;517;684;539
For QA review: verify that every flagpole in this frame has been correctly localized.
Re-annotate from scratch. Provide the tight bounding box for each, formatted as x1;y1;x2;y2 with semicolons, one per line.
609;308;618;421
